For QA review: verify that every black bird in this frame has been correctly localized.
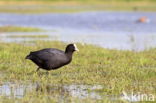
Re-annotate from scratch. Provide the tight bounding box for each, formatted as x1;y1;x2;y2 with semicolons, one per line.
26;44;79;71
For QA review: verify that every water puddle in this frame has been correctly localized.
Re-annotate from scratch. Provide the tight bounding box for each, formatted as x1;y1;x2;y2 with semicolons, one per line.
0;82;35;98
61;84;103;99
0;82;103;99
0;82;154;102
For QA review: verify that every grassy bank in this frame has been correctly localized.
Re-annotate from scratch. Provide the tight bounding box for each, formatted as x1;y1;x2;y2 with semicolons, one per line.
8;34;49;38
0;26;43;32
0;0;156;13
0;41;155;102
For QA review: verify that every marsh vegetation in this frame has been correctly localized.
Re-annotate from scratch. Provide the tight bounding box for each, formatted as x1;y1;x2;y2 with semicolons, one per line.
0;41;155;102
0;0;155;102
8;34;49;38
0;0;156;13
0;26;43;32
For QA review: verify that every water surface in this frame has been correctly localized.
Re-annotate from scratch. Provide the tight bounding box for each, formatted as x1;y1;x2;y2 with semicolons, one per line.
0;11;156;51
0;82;149;102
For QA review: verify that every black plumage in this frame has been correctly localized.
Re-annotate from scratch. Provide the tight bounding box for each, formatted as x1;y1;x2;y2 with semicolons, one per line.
25;44;79;71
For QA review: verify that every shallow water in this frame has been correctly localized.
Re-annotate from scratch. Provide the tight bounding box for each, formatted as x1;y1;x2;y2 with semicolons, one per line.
1;30;156;51
0;11;156;51
0;12;156;33
0;82;103;99
0;82;153;102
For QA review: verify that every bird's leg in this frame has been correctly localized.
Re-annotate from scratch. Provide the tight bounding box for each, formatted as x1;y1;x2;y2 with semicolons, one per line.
46;71;49;75
36;67;40;72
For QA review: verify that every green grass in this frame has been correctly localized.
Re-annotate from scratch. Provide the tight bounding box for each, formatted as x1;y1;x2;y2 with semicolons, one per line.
0;0;143;1
0;26;44;32
8;34;49;38
0;0;156;13
0;41;155;102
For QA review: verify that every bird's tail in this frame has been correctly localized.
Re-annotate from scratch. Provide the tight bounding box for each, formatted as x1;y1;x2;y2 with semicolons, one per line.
25;52;32;59
25;55;31;59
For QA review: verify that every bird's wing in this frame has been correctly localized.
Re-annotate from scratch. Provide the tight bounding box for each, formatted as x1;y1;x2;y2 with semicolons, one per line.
32;48;66;62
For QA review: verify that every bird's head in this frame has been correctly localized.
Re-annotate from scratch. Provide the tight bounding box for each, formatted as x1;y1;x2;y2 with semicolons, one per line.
65;43;79;53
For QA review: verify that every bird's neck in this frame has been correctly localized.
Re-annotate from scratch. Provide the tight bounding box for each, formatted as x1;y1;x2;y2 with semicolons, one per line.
65;51;73;59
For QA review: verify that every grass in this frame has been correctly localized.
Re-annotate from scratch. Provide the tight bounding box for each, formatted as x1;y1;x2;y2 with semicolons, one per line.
0;26;43;32
0;0;156;13
8;34;49;38
0;41;155;102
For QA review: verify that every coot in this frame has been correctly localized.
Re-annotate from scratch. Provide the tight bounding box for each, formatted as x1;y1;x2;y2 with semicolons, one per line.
26;44;79;71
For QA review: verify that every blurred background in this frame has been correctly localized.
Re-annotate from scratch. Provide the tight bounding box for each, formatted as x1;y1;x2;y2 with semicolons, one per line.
0;0;156;51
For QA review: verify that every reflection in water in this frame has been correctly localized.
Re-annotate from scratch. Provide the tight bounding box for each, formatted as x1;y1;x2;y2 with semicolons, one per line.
0;82;153;102
0;82;103;99
0;82;35;98
61;84;102;99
